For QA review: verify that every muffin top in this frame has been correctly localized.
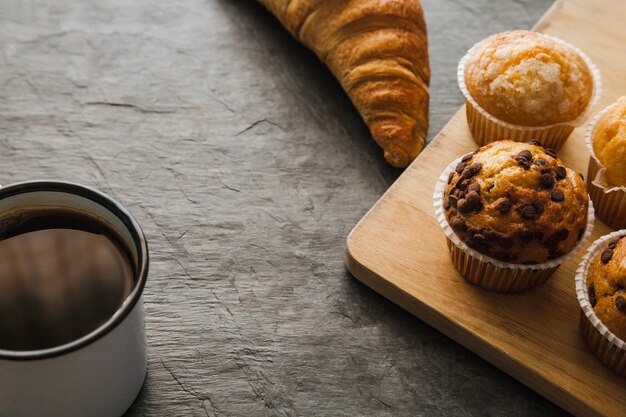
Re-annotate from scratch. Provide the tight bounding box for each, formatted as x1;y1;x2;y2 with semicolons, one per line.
464;30;593;127
592;96;626;187
443;140;588;264
586;235;626;342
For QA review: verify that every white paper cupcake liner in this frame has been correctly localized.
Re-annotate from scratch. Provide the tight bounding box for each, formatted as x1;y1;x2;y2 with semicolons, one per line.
585;103;626;229
458;31;602;149
434;156;595;293
575;230;626;375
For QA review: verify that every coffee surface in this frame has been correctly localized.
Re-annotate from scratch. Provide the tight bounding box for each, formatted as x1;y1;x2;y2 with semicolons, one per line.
0;209;134;351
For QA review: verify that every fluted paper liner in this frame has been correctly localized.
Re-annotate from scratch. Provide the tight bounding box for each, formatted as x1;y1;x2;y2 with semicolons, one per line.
458;32;602;150
585;103;626;230
434;156;595;293
575;230;626;376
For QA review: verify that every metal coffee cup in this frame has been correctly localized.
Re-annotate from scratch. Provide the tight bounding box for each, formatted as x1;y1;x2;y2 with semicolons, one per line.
0;181;148;417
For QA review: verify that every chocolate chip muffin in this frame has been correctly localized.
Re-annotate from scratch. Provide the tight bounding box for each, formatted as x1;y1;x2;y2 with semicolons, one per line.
443;140;589;264
586;235;626;342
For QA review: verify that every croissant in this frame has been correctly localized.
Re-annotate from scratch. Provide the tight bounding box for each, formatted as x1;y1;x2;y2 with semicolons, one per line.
258;0;430;167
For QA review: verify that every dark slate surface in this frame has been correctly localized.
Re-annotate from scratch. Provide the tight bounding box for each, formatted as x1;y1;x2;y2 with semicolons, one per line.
0;0;567;415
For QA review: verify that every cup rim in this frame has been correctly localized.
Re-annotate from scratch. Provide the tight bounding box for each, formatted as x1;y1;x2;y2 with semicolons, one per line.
0;180;149;361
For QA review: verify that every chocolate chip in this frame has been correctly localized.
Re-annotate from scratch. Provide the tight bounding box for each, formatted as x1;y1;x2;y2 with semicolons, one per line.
520;204;538;220
467;182;481;195
616;295;625;312
548;250;563;260
588;283;596;307
545;229;569;250
545;148;557;158
461;153;473;163
447;195;458;208
519;230;534;242
465;190;480;203
467;229;486;246
458;196;483;214
486;183;495;192
471;233;486;244
447;171;455;184
499;237;514;249
577;228;585;241
481;227;498;241
471;163;483;174
555;166;566;180
540;174;555;189
469;241;490;252
451;217;467;232
455;162;467;174
454;188;465;199
551;190;564;202
456;179;470;191
518;150;532;160
443;198;450;211
515;156;531;170
530;140;543;147
495;252;512;262
556;229;569;241
457;198;468;212
534;230;544;241
601;249;614;264
545;233;561;250
532;201;544;214
497;199;512;214
608;238;620;249
533;159;548;167
462;163;482;179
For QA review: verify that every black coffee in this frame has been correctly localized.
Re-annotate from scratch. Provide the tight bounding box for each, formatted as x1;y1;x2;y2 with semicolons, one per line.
0;208;134;351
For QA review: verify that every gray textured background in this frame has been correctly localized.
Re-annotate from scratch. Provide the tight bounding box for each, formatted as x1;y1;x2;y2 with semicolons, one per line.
0;0;566;415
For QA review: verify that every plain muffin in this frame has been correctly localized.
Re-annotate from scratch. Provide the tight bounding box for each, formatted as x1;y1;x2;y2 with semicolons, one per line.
592;96;626;186
464;30;593;127
443;140;589;264
586;235;626;342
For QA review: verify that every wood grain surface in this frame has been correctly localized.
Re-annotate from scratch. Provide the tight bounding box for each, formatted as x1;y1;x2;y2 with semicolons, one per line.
346;1;626;416
0;0;566;416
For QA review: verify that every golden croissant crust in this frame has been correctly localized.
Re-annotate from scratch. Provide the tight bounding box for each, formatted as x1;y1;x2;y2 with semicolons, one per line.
258;0;430;167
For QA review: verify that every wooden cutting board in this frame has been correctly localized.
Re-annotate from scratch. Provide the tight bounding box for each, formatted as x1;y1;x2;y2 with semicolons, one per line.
345;0;626;416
